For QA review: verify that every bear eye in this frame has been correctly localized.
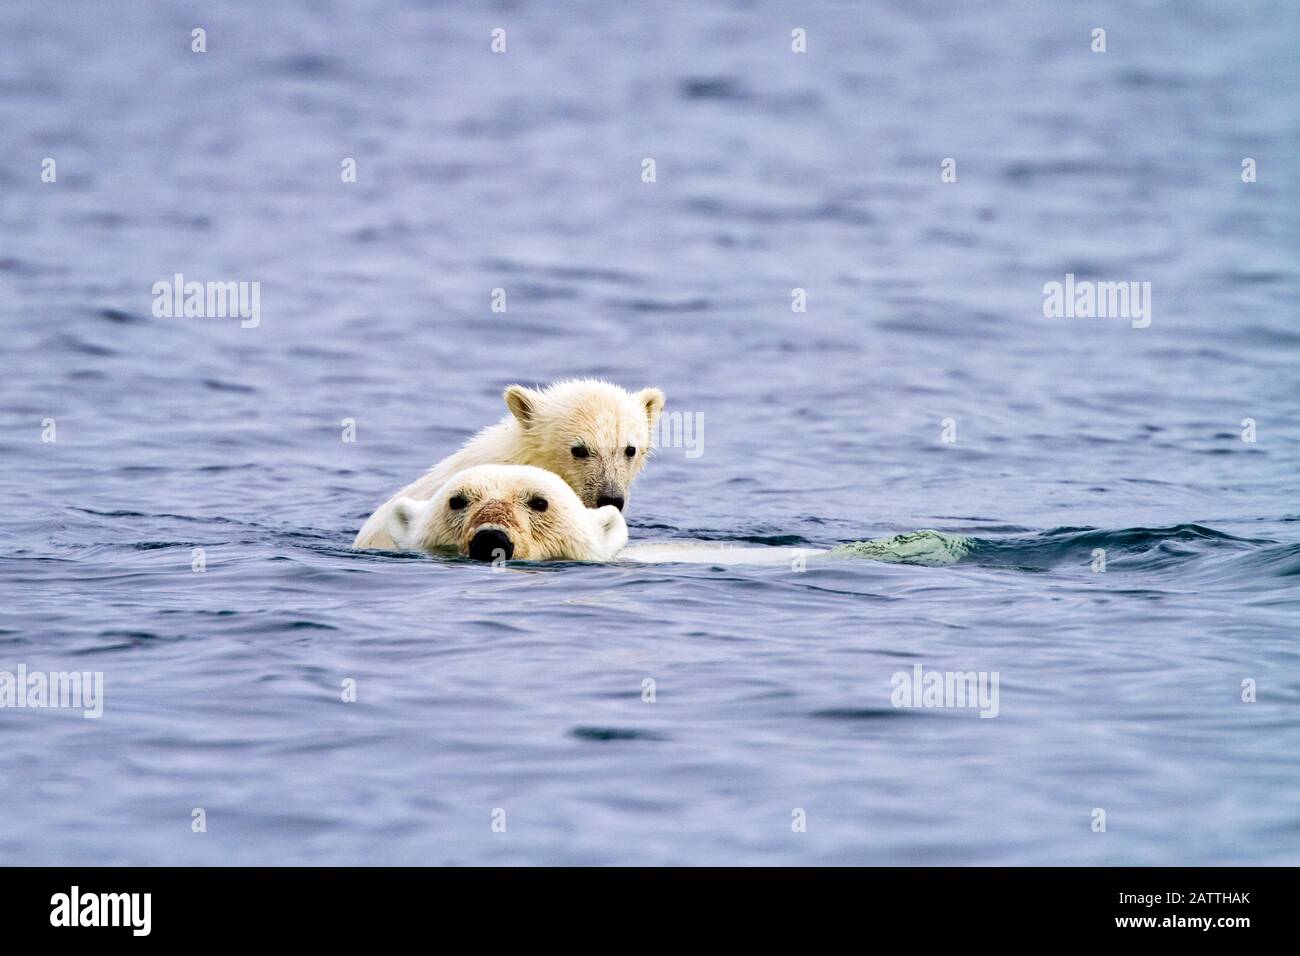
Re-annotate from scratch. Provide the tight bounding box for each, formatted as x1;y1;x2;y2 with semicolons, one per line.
448;494;468;510
624;445;637;458
571;445;589;459
527;496;548;513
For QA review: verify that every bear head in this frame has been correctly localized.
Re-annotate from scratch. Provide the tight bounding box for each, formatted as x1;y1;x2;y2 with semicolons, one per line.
501;379;665;513
385;464;628;562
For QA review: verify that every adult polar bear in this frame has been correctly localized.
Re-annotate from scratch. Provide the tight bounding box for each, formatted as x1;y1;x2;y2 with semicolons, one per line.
354;379;665;549
384;464;629;561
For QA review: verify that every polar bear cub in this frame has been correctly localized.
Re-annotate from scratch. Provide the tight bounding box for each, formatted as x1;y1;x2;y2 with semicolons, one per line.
354;379;665;549
385;464;628;562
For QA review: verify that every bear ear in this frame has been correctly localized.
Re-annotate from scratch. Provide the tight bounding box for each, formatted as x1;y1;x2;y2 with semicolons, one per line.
634;387;666;428
503;385;539;427
386;497;430;550
591;504;628;560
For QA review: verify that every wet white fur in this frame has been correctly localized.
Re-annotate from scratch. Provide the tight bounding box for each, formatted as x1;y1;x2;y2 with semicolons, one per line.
355;379;663;549
385;464;628;562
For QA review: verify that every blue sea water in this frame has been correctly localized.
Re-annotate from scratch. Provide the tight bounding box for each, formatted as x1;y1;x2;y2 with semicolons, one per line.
1;0;1297;865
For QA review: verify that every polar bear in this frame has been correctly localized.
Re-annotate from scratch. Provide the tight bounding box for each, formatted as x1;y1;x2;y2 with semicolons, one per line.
354;379;665;549
385;464;628;562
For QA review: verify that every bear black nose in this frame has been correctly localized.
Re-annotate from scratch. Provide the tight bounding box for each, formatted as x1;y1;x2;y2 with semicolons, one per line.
596;495;625;511
468;528;514;562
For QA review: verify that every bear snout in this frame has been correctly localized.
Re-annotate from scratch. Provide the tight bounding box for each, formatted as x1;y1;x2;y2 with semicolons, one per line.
595;482;626;511
467;526;514;562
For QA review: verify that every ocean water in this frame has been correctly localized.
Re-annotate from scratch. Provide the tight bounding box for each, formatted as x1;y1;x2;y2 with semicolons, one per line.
1;0;1297;865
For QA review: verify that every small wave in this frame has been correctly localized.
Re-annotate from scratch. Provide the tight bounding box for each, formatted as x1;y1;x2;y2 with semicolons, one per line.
570;726;668;742
810;707;915;720
202;378;257;393
50;334;116;357
962;523;1279;574
97;307;143;324
263;53;348;79
678;76;751;101
614;296;712;313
